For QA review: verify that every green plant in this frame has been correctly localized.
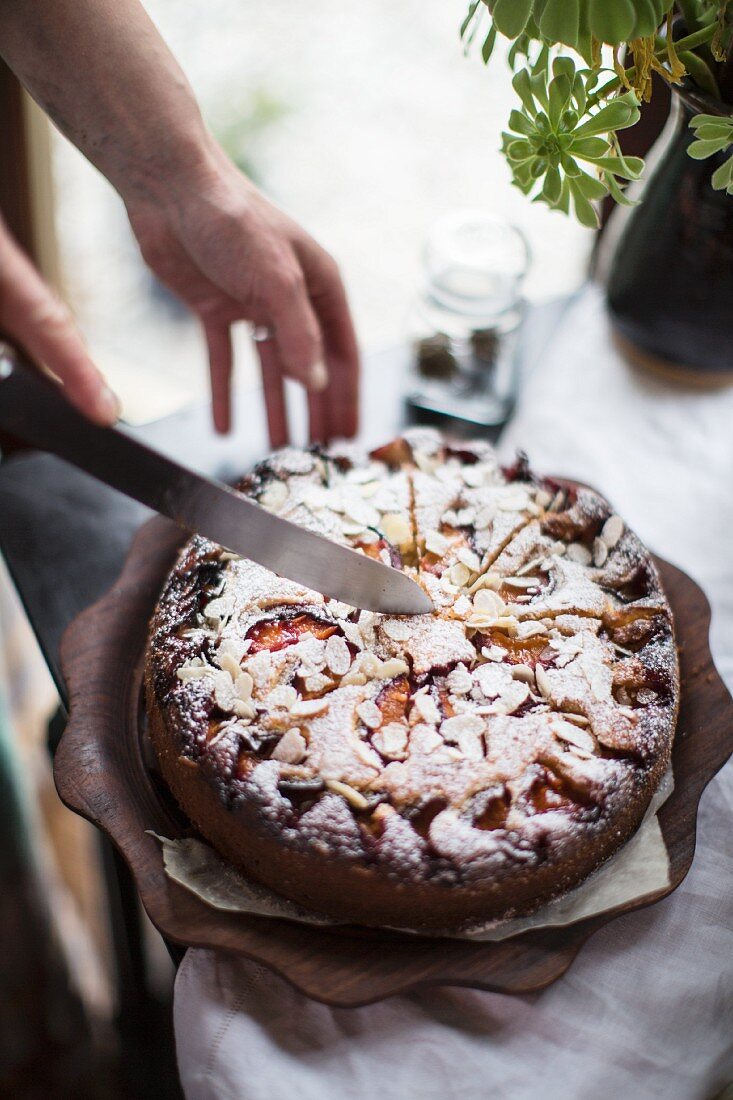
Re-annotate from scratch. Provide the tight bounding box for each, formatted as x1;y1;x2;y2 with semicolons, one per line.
209;88;289;186
461;0;733;226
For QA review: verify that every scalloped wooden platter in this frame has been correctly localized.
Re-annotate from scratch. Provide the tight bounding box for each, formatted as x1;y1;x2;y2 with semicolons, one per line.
54;512;733;1007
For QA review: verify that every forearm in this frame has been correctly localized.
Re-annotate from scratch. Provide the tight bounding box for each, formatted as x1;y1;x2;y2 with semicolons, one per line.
0;0;215;201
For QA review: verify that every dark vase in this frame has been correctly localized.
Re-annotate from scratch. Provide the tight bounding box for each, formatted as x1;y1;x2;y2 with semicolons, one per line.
606;85;733;383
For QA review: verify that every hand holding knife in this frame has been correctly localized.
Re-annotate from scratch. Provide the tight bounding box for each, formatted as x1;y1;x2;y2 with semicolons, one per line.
0;344;432;616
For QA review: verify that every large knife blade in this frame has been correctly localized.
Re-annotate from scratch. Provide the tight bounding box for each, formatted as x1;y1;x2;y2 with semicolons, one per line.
0;345;432;615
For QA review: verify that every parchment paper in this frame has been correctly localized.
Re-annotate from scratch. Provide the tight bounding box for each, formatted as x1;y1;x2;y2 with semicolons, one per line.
152;767;673;942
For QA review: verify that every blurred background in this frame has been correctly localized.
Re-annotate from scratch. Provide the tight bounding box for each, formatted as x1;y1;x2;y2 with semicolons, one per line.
53;0;593;421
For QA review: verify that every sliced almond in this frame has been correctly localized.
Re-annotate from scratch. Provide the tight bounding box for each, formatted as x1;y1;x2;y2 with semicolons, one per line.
232;700;257;721
551;718;595;754
356;700;383;729
377;657;410;679
414;690;441;725
353;738;383;768
325;779;369;810
593;537;609;568
448;562;472;588
219;653;242;679
260;480;289;512
324;634;351;676
511;664;536;684
456;547;481;572
473;588;506;616
381;513;412;548
481;644;507;662
440;713;485;741
371;722;408;759
358;653;382;679
447;665;473;695
290;697;330;718
409;723;444;754
601;514;624;549
566;543;592;566
176;661;210;680
425;530;449;556
534;663;552;699
272;728;307;764
340;670;368;686
235;671;254;701
265;684;298;710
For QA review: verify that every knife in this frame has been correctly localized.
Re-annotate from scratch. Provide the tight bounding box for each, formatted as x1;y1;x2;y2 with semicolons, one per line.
0;344;432;615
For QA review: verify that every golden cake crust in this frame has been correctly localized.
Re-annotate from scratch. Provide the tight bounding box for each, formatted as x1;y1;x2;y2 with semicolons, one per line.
145;430;679;931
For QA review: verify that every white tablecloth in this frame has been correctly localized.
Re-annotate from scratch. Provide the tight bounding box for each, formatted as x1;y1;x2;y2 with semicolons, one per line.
174;287;733;1100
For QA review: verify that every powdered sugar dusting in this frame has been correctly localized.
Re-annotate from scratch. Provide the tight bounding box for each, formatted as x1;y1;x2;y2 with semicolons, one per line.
149;430;678;892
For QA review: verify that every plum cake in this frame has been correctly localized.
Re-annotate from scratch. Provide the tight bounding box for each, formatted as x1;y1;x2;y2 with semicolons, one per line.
145;430;679;930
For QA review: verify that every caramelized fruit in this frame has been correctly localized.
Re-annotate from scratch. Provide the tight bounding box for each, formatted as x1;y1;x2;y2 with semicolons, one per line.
247;613;338;654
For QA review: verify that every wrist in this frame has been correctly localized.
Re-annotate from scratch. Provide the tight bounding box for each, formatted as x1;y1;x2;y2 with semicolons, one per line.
111;115;224;209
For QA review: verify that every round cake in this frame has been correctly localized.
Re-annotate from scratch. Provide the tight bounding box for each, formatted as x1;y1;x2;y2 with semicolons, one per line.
145;429;679;931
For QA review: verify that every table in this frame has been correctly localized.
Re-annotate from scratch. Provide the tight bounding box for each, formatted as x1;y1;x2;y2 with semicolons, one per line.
0;301;567;1099
174;286;733;1100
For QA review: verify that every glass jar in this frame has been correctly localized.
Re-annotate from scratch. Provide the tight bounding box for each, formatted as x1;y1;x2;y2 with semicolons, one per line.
406;210;530;432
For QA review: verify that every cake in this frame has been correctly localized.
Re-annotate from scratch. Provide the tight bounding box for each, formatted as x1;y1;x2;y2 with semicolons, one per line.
145;430;679;931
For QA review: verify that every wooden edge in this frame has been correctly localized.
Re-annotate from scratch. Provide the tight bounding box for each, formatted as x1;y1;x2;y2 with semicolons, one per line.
54;512;733;1007
55;515;183;816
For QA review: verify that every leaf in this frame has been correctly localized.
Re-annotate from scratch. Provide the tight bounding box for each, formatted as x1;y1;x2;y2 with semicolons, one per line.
633;0;664;37
539;0;581;46
573;94;640;137
512;160;535;188
688;138;729;159
561;152;583;177
482;25;498;63
508;32;533;69
571;72;587;115
588;0;637;44
529;70;550;111
543;165;563;203
574;170;608;201
569;177;601;227
553;55;577;82
678;51;719;99
513;69;538;116
512;173;536;196
508;109;536;136
582;154;644;179
491;0;533;38
690;113;733;129
605;171;639;207
460;1;480;40
504;138;535;163
569;136;611;159
556;176;572;214
691;123;732;140
535;44;551;75
711;156;733;191
548;74;572;127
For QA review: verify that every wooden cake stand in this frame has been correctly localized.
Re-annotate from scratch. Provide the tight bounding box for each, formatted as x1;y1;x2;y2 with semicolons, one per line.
54;514;733;1007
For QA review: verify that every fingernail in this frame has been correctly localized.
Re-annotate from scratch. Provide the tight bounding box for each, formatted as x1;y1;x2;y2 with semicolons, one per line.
309;361;328;393
101;386;122;423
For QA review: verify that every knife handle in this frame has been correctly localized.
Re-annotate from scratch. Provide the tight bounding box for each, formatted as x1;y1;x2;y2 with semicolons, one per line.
0;340;196;519
0;341;97;455
0;343;59;455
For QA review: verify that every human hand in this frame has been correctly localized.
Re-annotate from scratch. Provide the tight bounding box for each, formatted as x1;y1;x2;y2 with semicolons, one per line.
0;213;120;426
125;147;360;444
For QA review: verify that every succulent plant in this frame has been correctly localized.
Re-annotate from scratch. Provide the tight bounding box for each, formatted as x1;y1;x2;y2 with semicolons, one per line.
462;0;733;225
